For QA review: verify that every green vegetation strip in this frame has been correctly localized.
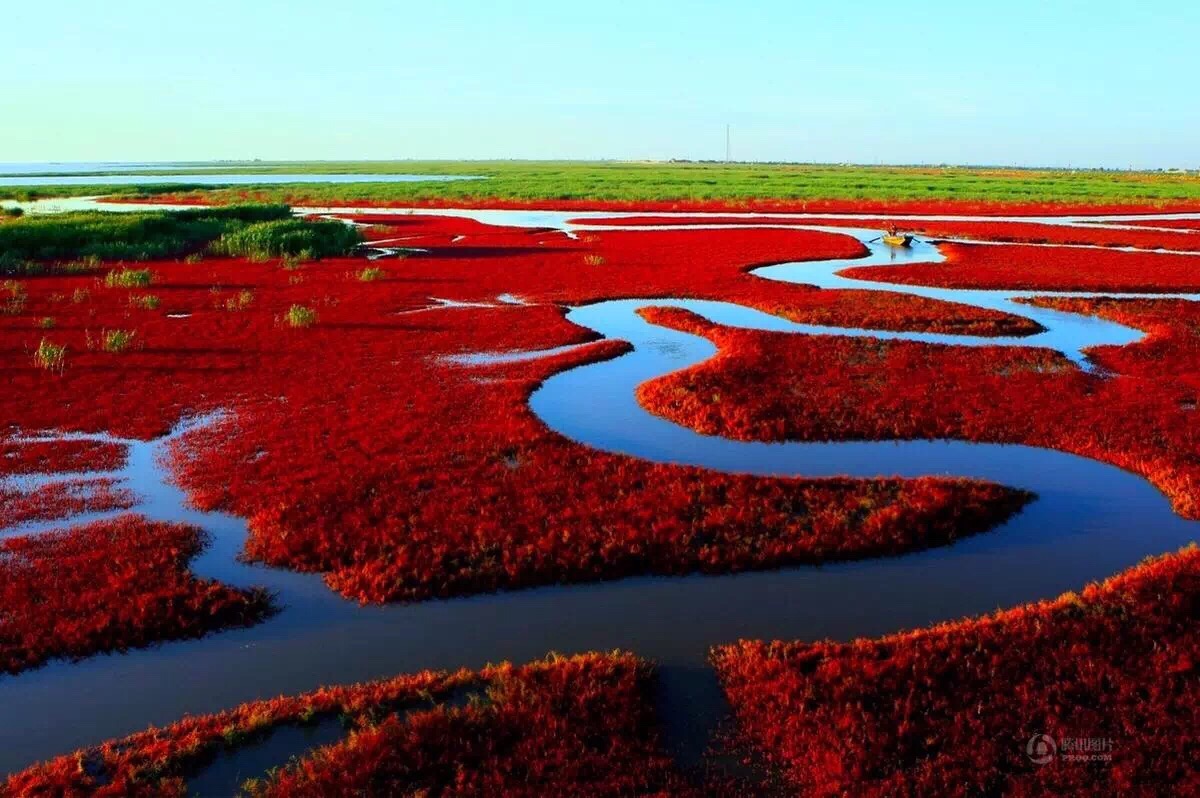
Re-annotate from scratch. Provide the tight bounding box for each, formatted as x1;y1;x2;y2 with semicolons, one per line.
0;205;361;273
3;162;1200;205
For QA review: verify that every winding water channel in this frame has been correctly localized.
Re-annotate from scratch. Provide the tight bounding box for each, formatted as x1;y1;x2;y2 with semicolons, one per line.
2;201;1199;781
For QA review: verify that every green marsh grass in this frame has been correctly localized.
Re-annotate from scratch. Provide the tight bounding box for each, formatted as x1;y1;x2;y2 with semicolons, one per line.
0;204;293;263
223;290;255;312
129;294;161;310
209;219;361;260
100;329;136;353
2;281;27;315
104;268;154;288
6;161;1197;207
33;338;66;372
284;304;317;328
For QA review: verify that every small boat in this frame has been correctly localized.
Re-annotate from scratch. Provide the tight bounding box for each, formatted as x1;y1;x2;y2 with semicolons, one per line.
881;231;914;247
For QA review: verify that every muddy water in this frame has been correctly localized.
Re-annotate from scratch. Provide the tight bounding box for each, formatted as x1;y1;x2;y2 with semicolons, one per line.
1;204;1199;781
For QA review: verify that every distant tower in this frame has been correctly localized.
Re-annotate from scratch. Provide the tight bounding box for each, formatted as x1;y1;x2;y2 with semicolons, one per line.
725;124;731;162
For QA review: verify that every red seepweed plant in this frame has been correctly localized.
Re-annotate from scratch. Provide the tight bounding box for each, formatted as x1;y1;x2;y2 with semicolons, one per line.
2;653;702;797
0;515;270;675
712;545;1200;796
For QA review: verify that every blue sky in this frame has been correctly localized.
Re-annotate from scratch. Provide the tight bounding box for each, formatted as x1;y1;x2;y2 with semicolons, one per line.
4;1;1197;167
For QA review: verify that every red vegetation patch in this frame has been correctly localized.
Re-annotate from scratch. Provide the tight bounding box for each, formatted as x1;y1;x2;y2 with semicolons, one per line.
107;193;1200;218
636;305;1200;517
763;291;1043;337
579;215;1200;252
0;439;126;476
0;219;1029;603
845;241;1200;292
0;478;135;529
850;218;1200;252
349;213;562;251
171;334;1026;602
712;545;1200;796
249;653;699;797
2;653;697;798
1091;218;1200;231
0;516;270;675
566;226;1039;336
1020;296;1200;387
1;664;477;796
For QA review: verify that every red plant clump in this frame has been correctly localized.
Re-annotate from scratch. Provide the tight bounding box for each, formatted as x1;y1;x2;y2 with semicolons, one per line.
0;219;1029;604
635;304;1200;517
0;515;271;675
0;439;126;476
2;653;700;797
711;545;1200;796
846;241;1200;292
0;478;135;529
760;291;1043;337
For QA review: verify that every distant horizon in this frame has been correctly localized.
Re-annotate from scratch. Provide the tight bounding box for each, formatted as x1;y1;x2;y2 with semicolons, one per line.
1;158;1196;174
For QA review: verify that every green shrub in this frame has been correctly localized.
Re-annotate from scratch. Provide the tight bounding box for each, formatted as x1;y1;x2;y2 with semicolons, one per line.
357;266;385;282
100;329;136;353
104;268;154;288
129;294;160;310
223;290;254;312
0;252;43;277
63;255;102;273
33;338;66;371
209;219;362;260
2;280;26;315
0;204;292;262
284;304;317;328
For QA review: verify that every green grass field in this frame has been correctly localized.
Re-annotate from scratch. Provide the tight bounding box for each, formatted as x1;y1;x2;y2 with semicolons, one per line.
0;205;360;272
3;161;1200;206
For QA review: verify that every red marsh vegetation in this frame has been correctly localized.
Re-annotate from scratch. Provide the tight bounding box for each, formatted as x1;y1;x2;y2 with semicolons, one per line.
107;192;1200;218
0;515;270;676
712;545;1200;796
576;215;1200;252
2;653;700;797
636;301;1200;517
847;241;1200;292
0;220;1028;607
0;478;135;529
